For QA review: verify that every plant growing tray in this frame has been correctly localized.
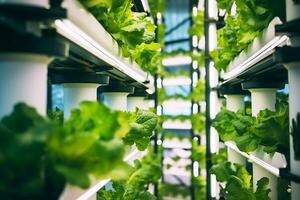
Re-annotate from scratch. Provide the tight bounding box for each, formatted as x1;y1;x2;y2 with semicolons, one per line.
54;0;154;91
221;17;289;82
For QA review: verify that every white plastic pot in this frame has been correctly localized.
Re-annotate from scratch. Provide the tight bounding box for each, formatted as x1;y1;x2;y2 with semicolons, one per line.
127;96;145;111
226;95;246;165
102;92;129;111
249;88;276;116
286;0;300;21
226;95;245;112
63;83;100;118
0;55;50;117
249;88;277;200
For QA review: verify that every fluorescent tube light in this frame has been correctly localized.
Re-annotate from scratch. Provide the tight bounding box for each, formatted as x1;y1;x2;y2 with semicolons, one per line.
55;19;147;84
162;56;192;66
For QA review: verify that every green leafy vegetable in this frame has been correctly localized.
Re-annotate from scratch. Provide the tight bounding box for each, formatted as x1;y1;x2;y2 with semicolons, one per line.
211;148;228;165
97;148;162;200
210;161;271;200
123;109;158;151
189;10;204;38
0;103;63;199
80;0;161;75
159;183;190;198
48;107;64;125
212;102;289;154
190;79;205;102
0;101;158;199
211;0;285;71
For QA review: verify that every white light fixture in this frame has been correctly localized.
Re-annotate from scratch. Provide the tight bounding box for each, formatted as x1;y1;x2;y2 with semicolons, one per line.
222;35;288;81
163;77;191;86
162;55;192;66
211;175;218;198
193;35;199;48
209;24;217;50
193;6;198;16
225;141;285;176
157;77;162;88
157;12;162;20
163;120;192;130
193;72;198;87
210;127;219;154
198;36;205;50
54;20;147;84
193;60;198;69
141;0;150;13
157;105;162;116
193;103;198;114
193;161;199;177
157;139;162;145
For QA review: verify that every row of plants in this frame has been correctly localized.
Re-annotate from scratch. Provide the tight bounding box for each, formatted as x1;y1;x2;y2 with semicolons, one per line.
211;0;285;71
188;10;204;39
212;97;289;154
191;132;206;200
97;147;162;200
162;112;205;134
210;161;271;200
158;79;205;104
80;0;161;75
210;148;291;199
0;101;158;199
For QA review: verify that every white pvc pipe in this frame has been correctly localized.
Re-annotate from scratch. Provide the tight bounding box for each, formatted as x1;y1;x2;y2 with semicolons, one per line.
143;99;154;110
0;55;50;117
249;88;277;200
249;89;277;116
226;95;245;112
63;83;100;118
226;95;246;165
285;0;300;21
127;97;145;111
253;163;277;199
102;92;129;111
285;64;300;200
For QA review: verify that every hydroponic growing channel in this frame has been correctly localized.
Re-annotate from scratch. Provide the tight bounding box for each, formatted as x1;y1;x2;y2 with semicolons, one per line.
0;0;299;200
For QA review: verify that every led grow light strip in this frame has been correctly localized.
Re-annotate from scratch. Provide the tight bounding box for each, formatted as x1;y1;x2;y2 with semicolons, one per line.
163;77;192;86
162;55;192;66
75;148;145;200
141;0;150;12
222;35;289;81
225;141;281;176
77;179;110;200
55;19;147;84
162;120;192;129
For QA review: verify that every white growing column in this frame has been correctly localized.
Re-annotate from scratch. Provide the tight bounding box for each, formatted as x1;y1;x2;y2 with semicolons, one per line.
227;95;245;112
226;95;246;165
245;85;279;200
51;73;109;118
285;64;300;200
99;83;134;111
63;83;100;118
283;1;300;197
0;55;51;117
286;0;300;22
127;96;145;111
58;74;109;200
102;93;129;111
